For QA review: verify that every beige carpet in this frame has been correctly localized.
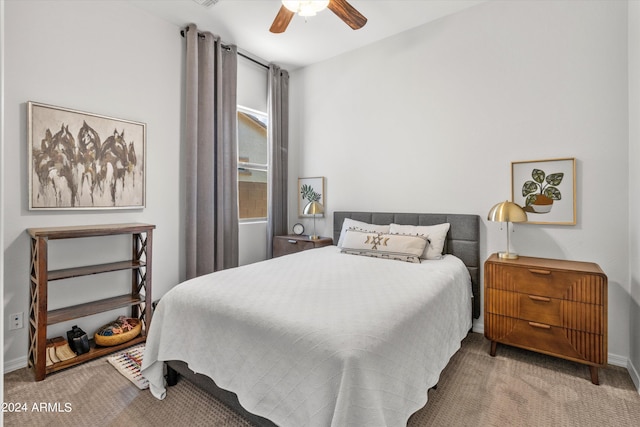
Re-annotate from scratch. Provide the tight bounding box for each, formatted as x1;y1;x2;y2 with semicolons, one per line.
4;333;639;427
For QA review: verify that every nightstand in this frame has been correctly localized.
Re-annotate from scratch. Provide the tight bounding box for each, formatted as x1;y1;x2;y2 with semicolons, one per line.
484;253;607;384
273;235;333;258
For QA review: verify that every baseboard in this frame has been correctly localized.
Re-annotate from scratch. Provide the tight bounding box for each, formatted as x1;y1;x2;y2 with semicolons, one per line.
627;357;640;394
598;353;640;393
472;320;484;334
4;356;27;374
608;352;628;368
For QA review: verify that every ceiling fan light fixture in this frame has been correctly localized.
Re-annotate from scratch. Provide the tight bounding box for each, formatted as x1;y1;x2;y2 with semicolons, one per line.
282;0;330;17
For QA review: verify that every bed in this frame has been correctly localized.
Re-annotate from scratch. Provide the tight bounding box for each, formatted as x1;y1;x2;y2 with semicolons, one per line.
142;211;480;427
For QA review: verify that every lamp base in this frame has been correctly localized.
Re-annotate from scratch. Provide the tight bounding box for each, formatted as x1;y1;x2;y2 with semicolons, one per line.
309;235;320;240
498;251;519;260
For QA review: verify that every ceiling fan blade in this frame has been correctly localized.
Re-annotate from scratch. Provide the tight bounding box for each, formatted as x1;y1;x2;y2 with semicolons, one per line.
327;0;367;30
270;5;295;33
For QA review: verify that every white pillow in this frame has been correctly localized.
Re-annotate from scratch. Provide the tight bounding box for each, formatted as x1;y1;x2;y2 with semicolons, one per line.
337;218;390;248
340;229;428;263
389;223;450;260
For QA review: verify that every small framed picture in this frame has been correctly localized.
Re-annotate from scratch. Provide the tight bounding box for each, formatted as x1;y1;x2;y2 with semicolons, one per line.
511;158;576;225
298;177;325;217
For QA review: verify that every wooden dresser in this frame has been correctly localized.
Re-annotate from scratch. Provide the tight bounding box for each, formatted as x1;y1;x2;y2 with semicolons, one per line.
484;253;607;384
273;235;333;258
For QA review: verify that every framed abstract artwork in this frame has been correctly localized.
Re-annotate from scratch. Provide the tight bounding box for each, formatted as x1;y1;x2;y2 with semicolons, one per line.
28;101;146;210
511;157;576;225
298;176;325;217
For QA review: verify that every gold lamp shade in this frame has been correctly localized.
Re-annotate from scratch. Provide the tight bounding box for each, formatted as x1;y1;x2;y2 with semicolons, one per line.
487;201;527;259
303;201;324;240
487;201;528;223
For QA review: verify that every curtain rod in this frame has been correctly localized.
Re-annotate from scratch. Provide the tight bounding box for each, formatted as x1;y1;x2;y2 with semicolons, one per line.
180;28;269;70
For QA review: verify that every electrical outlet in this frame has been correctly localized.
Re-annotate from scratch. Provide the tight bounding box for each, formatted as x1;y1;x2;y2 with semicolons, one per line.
9;312;23;330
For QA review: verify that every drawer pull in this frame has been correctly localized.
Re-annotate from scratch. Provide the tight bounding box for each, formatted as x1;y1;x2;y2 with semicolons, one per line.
528;321;551;329
528;295;551;302
287;240;298;244
529;268;551;275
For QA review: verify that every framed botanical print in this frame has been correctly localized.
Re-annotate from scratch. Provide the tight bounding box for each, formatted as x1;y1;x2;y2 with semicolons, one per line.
298;177;325;217
511;158;576;225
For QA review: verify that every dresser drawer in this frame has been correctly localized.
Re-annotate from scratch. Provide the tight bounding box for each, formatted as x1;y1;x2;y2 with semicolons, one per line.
485;314;606;366
486;263;605;304
486;288;562;326
486;288;604;333
273;238;315;256
272;235;333;258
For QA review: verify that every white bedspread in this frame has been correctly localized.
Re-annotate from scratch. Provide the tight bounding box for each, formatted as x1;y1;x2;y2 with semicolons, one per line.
142;246;471;427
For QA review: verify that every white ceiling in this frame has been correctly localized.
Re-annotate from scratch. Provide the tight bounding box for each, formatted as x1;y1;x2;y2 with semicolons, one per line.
130;0;486;70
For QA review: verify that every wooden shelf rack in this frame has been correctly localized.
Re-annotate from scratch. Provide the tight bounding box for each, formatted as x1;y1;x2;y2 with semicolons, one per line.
27;223;155;381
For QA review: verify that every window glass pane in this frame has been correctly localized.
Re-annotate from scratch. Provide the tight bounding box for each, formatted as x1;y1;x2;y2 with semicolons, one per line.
238;110;267;166
238;169;267;219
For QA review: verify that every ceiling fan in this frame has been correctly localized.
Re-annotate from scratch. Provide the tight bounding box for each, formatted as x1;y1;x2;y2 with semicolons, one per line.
270;0;367;34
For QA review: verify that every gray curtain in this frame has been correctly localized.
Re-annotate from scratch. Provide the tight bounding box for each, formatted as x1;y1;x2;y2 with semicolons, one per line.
266;64;290;258
184;24;239;279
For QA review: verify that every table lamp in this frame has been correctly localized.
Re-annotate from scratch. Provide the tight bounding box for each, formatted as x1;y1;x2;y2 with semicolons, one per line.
487;200;528;259
303;201;324;240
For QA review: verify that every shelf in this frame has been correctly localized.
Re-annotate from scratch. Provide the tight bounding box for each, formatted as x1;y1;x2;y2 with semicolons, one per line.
28;223;155;240
28;223;154;381
46;335;146;375
47;294;145;325
48;260;146;281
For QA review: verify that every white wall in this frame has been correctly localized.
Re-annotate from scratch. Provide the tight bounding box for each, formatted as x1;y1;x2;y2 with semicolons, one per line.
2;1;182;369
289;0;632;364
628;0;640;390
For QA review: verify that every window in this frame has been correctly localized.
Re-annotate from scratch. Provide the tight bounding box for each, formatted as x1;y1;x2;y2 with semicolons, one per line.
237;106;268;220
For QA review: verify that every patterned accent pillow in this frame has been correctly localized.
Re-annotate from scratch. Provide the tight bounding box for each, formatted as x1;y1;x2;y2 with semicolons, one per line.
340;229;428;263
389;223;450;260
337;218;390;248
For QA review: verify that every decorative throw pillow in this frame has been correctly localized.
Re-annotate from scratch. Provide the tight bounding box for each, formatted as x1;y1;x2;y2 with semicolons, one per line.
340;229;428;263
389;223;450;260
337;218;390;248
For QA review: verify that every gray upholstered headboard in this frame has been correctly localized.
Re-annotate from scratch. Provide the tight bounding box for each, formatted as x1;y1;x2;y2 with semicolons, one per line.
333;212;481;319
